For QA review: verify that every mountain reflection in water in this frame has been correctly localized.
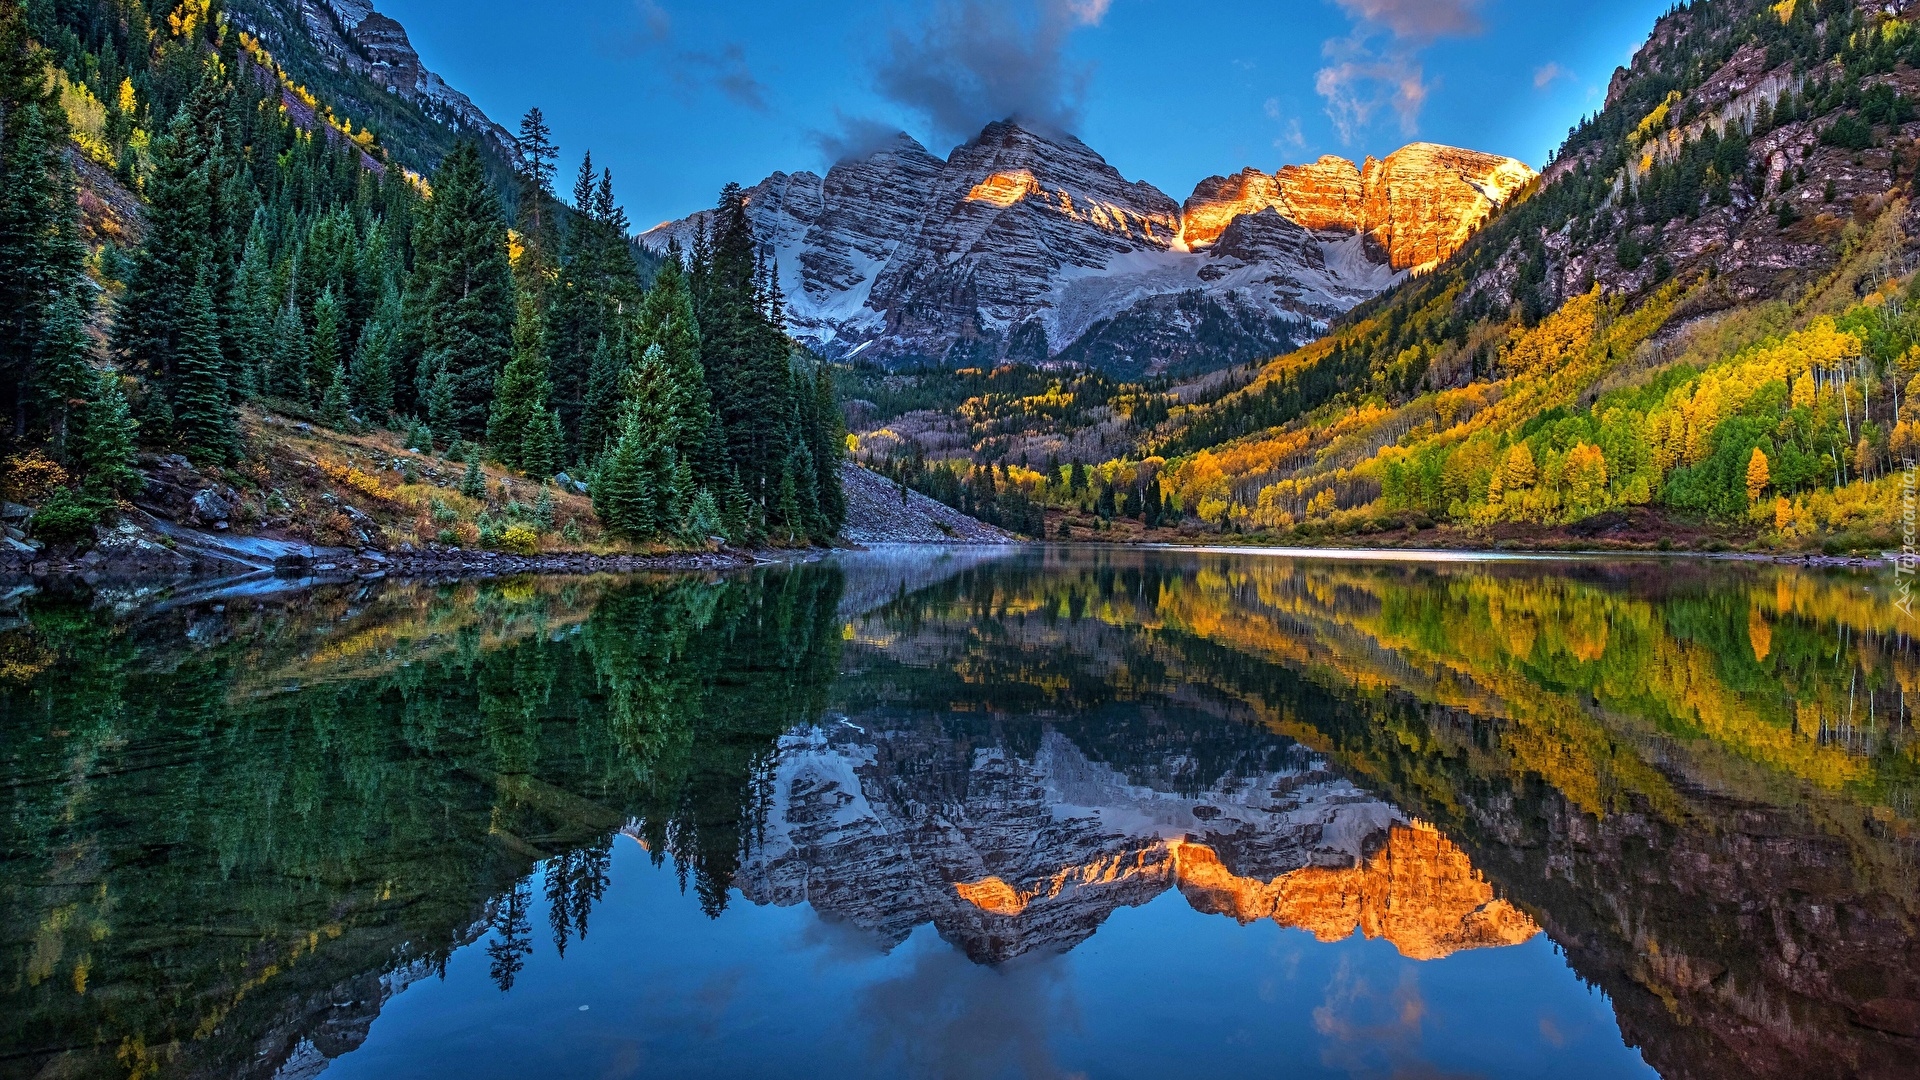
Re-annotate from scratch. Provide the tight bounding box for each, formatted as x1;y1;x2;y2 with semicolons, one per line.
1;548;1915;1080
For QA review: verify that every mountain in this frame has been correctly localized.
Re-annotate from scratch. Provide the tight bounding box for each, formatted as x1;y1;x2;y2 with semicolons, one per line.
222;0;517;173
1001;0;1920;554
640;122;1532;377
732;721;1535;965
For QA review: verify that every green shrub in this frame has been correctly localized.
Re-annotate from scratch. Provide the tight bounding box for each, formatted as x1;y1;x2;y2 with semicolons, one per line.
30;488;103;543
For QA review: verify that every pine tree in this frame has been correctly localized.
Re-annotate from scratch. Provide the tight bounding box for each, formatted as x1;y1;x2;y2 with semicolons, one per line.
514;107;560;283
806;361;845;535
632;250;724;478
427;366;458;437
172;281;238;465
319;363;352;429
37;290;94;462
0;5;83;439
723;467;756;543
592;417;652;539
233;220;275;395
269;299;309;400
350;289;398;420
460;457;486;499
774;457;802;545
522;407;562;479
310;287;345;407
684;487;723;541
579;333;626;462
76;370;141;498
113;109;211;396
532;485;556;531
684;183;843;535
412;142;514;438
487;292;552;468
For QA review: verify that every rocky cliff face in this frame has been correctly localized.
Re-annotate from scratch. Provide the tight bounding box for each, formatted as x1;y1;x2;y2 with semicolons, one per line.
226;0;516;162
641;123;1531;377
728;721;1537;964
1179;146;1535;274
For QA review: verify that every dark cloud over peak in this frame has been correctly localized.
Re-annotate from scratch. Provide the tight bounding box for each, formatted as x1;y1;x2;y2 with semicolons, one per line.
872;0;1110;148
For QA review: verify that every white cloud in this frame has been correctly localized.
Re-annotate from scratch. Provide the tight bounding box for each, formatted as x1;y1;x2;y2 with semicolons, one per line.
1533;61;1571;90
1066;0;1113;26
1316;0;1480;143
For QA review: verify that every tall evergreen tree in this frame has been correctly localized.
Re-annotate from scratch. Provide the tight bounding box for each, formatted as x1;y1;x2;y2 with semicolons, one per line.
172;280;238;464
268;299;309;400
309;287;345;407
113;109;211;396
685;184;842;540
350;286;399;420
522;408;562;480
592;414;653;540
0;3;83;438
76;370;141;498
36;290;94;462
579;332;625;462
487;292;552;468
233;218;275;395
411;142;513;438
806;361;846;536
546;152;641;456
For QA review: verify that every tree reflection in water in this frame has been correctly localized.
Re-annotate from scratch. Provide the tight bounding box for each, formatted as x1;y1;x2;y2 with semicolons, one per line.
0;550;1914;1080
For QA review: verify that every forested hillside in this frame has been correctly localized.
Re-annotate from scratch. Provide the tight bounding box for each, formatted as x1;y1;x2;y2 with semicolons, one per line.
879;0;1920;552
0;0;844;556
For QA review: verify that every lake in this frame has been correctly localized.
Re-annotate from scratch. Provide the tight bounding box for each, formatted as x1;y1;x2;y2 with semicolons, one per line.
2;547;1916;1079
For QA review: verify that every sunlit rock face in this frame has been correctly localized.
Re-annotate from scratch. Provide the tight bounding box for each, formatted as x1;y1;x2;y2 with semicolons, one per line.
1183;145;1536;274
640;123;1531;377
1175;823;1539;960
729;723;1535;964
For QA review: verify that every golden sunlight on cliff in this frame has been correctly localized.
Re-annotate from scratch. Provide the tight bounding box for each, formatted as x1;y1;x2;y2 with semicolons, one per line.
953;823;1537;961
966;170;1043;208
1178;169;1285;249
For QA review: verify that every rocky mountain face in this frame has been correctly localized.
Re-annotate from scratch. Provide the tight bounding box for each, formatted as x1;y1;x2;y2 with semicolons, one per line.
728;719;1537;964
1182;145;1537;273
641;122;1532;377
225;0;517;165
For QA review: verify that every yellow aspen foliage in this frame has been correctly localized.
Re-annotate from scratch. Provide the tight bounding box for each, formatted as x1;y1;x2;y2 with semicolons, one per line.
1649;411;1680;471
1748;607;1772;662
1791;372;1816;409
1503;288;1601;373
1566;443;1609;513
1899;344;1920;381
1773;496;1793;531
1500;444;1537;491
1893;420;1915;461
167;0;211;39
1307;489;1338;517
1746;447;1770;503
1683;394;1718;464
1853;437;1876;480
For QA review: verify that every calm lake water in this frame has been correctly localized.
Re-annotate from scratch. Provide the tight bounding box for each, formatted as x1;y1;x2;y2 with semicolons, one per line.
3;547;1917;1080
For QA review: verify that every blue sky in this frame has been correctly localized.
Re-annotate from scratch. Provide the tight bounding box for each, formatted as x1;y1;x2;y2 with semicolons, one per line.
375;0;1675;230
